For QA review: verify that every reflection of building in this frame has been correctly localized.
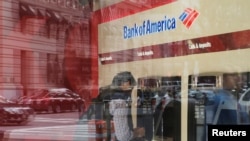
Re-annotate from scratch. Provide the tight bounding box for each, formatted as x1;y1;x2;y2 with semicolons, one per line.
0;0;91;99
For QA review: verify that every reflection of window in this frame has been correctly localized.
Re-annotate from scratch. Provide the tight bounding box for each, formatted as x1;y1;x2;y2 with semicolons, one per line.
198;76;216;83
46;23;57;39
47;54;60;83
242;91;250;101
65;0;78;9
19;3;37;34
66;0;73;8
138;78;159;88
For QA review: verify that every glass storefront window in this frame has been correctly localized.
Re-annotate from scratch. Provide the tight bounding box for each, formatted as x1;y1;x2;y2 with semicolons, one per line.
1;0;250;141
93;0;250;141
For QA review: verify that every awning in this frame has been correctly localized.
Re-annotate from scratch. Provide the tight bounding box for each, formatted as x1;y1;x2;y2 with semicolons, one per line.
46;9;62;23
19;2;37;18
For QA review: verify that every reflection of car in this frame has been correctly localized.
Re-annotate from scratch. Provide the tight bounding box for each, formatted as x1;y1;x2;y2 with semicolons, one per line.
0;95;35;125
19;88;85;113
188;89;216;105
239;88;250;114
49;88;86;112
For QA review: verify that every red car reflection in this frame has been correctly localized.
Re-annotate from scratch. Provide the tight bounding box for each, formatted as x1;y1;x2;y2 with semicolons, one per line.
0;95;35;125
18;88;85;114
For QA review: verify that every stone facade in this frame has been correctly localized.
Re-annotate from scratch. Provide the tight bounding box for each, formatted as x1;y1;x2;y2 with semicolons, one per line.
0;0;91;100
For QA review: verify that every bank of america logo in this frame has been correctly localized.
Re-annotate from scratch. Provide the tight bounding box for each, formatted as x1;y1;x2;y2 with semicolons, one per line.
179;8;199;28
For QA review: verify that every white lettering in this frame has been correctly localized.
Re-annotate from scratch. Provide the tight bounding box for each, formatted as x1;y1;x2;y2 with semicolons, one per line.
188;42;212;50
137;50;154;57
212;129;247;136
100;56;113;61
212;129;219;136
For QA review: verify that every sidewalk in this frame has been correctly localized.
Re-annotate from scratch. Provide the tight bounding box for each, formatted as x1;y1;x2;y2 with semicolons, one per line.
0;114;116;141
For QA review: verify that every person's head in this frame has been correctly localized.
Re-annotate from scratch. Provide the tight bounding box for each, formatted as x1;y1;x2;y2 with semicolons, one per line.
120;79;131;90
111;71;136;90
223;73;241;90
